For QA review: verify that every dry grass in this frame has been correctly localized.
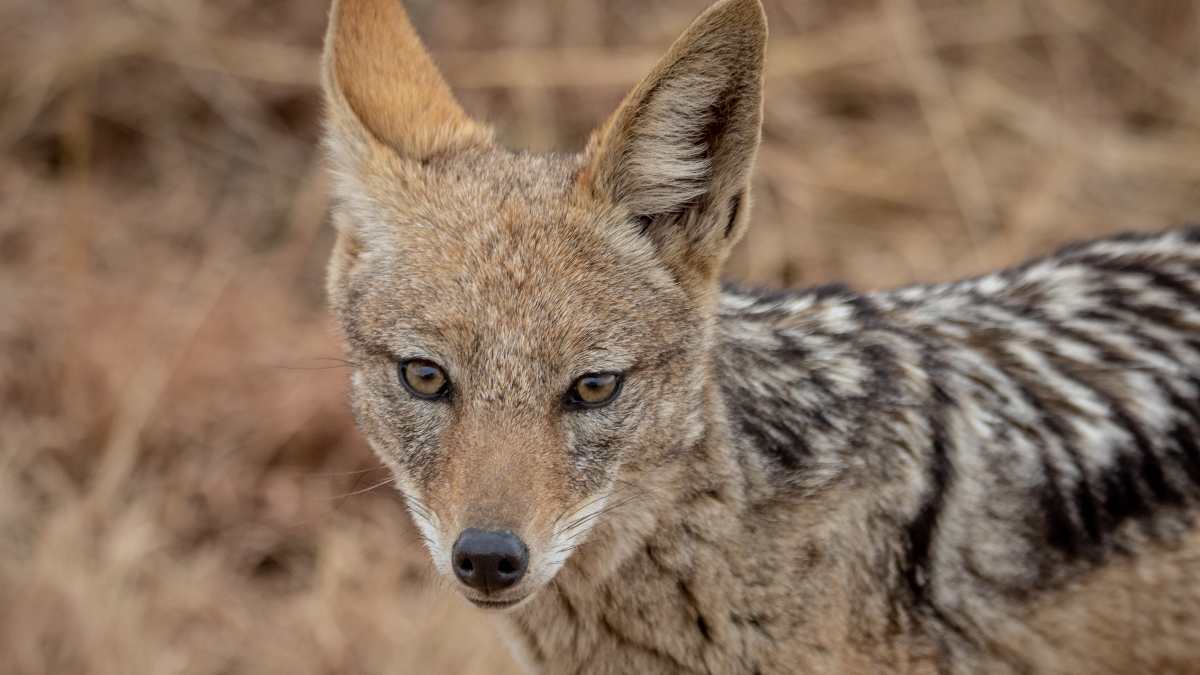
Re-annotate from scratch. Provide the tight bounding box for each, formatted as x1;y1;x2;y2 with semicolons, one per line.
1;1;1199;673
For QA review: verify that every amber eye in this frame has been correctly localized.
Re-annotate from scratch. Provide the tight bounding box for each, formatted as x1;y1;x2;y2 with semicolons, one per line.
398;359;451;400
565;372;623;409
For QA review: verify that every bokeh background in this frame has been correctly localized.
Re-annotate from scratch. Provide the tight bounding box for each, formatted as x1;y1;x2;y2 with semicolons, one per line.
2;0;1199;672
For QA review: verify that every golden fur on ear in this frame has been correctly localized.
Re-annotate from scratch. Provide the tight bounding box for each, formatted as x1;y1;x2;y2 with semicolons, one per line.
320;0;495;306
322;0;492;162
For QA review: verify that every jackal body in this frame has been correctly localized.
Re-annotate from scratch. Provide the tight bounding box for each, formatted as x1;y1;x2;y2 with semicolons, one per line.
320;1;1200;673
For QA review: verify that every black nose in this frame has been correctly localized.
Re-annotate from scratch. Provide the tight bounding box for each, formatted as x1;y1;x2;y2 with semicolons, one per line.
452;529;529;592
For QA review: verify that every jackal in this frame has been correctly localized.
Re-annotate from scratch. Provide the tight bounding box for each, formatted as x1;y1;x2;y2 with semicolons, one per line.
320;0;1200;672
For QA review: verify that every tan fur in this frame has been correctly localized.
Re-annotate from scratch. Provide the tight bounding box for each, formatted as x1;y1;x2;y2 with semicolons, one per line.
323;0;491;160
322;0;495;309
1007;529;1200;674
321;1;1200;673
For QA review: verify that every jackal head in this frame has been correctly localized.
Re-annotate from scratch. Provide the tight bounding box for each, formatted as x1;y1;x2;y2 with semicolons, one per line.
322;0;765;609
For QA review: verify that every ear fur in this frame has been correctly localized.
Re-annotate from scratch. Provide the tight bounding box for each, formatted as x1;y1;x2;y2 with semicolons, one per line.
321;0;492;166
580;0;767;285
321;0;493;307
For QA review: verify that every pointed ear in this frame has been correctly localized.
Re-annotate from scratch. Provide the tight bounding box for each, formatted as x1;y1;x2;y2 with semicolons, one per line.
580;0;766;287
321;0;492;166
321;0;493;312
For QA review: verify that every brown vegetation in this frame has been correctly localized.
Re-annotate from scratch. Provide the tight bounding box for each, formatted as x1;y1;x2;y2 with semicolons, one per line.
1;1;1198;672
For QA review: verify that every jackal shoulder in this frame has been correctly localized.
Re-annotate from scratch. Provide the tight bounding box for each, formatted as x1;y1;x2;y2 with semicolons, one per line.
718;224;1200;636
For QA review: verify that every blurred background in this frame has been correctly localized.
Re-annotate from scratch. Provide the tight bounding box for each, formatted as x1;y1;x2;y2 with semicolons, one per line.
2;0;1199;672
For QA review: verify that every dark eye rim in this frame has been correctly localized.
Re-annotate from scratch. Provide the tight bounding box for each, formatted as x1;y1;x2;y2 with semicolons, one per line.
397;358;453;401
563;371;625;410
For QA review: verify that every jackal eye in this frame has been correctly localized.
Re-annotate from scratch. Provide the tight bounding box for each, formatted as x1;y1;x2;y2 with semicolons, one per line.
398;359;451;400
564;372;623;409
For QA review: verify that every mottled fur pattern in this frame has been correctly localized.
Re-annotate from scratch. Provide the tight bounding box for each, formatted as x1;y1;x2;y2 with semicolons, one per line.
319;0;1200;673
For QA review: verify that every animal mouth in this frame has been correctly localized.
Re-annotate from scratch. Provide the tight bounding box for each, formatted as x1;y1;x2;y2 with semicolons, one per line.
467;595;529;611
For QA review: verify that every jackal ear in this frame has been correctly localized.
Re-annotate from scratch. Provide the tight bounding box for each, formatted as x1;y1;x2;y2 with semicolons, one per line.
321;0;492;168
322;0;492;313
581;0;766;284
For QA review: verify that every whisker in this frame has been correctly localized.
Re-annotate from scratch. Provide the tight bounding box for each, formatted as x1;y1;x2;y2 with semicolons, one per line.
399;492;433;513
552;490;612;530
559;492;648;537
398;494;437;524
610;477;657;501
304;465;390;478
406;503;434;522
269;356;362;371
551;476;654;540
333;475;397;500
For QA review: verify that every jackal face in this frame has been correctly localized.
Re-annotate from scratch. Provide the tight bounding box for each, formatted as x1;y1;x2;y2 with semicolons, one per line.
322;0;765;609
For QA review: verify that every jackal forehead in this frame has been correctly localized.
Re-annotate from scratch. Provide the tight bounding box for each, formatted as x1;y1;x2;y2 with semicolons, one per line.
342;153;687;369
